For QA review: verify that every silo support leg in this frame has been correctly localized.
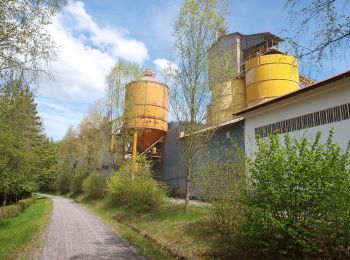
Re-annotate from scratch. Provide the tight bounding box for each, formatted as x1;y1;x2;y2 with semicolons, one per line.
132;130;138;162
132;131;138;180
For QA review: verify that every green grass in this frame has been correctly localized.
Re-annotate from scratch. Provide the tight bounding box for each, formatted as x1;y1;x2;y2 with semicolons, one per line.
109;203;217;259
0;197;53;260
71;194;230;259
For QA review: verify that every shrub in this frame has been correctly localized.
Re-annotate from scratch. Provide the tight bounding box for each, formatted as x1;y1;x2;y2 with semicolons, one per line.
198;143;247;237
246;130;350;258
82;172;106;199
18;197;36;210
55;172;71;194
106;157;168;211
70;169;88;194
0;197;37;220
0;204;21;220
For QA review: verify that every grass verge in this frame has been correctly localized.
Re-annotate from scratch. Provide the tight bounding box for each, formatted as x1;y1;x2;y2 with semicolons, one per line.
70;194;233;259
0;197;53;260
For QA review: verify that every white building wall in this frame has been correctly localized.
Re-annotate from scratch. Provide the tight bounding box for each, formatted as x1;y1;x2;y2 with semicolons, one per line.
244;78;350;156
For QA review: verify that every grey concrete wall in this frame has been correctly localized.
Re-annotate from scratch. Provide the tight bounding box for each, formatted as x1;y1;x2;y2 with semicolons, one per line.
162;120;245;195
162;123;186;194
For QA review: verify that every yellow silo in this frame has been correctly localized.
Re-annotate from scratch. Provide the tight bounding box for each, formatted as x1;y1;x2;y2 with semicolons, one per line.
124;68;169;157
245;54;300;107
207;79;246;125
206;33;247;125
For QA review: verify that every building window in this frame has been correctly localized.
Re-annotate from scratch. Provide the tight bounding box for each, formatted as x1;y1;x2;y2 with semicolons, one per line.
255;103;350;137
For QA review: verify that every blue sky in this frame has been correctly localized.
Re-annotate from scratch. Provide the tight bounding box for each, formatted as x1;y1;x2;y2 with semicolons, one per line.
36;0;350;141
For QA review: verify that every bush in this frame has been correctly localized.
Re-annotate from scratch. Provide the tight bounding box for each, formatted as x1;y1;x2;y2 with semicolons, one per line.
82;172;106;199
70;169;88;194
198;143;247;237
0;197;37;220
55;172;71;194
0;204;21;220
246;130;350;258
18;197;36;210
106;157;168;211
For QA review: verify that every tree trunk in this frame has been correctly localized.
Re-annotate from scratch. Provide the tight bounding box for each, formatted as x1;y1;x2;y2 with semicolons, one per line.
3;193;7;206
184;158;192;215
184;171;191;215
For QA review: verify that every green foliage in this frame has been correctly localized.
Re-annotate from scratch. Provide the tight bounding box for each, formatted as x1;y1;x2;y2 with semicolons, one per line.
0;197;37;220
171;0;228;123
0;81;58;205
198;143;247;237
55;172;71;194
106;157;168;211
246;130;350;258
70;169;88;194
0;197;52;259
82;172;106;199
56;102;110;176
0;0;66;83
171;0;228;214
105;60;142;119
18;197;36;210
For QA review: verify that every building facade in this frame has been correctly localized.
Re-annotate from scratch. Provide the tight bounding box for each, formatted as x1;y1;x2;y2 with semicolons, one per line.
237;71;350;156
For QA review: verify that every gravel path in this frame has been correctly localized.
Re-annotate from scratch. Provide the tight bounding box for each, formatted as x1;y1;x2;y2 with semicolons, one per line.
39;195;145;260
170;198;210;207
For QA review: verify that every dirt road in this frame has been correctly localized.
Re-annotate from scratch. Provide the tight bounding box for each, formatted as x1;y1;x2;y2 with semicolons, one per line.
39;195;144;260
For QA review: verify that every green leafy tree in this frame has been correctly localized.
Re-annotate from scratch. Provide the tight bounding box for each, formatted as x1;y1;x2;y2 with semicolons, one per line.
82;172;106;199
56;100;111;194
171;0;227;214
70;169;88;194
0;0;66;84
57;127;80;174
105;60;142;119
0;80;57;204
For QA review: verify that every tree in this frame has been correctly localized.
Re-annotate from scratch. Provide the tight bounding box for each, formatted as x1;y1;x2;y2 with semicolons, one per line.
198;142;247;237
0;0;66;85
284;0;350;68
0;0;65;203
56;100;110;180
105;60;142;119
171;0;227;214
57;127;80;174
0;80;57;204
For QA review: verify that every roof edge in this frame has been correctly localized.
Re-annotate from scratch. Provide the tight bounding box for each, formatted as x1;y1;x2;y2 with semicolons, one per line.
235;70;350;116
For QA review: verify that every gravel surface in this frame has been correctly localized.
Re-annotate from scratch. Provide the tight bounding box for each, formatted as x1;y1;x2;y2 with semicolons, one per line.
39;195;145;260
170;198;210;207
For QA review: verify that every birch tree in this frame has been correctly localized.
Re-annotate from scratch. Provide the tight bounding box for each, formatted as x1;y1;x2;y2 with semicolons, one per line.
105;60;142;119
284;0;350;68
0;0;66;85
171;0;227;214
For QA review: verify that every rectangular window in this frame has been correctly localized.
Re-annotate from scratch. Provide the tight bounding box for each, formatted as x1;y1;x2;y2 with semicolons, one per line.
255;103;350;137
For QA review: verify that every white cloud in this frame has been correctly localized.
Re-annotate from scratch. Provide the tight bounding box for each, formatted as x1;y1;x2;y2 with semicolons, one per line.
37;1;150;140
40;20;114;98
153;58;178;74
65;1;149;63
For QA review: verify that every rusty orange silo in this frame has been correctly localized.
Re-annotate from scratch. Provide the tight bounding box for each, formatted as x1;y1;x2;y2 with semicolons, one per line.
124;68;169;158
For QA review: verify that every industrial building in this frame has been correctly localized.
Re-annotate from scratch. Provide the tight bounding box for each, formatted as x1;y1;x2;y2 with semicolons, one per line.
110;31;350;194
238;71;350;156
